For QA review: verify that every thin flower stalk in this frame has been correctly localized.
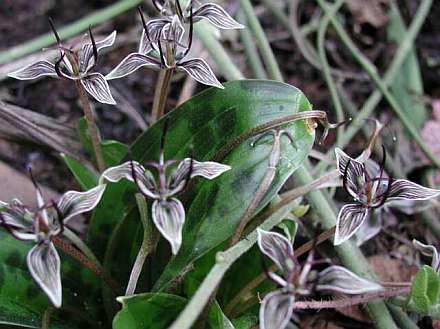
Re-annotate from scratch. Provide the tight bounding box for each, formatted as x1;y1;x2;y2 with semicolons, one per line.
8;21;117;172
0;174;106;307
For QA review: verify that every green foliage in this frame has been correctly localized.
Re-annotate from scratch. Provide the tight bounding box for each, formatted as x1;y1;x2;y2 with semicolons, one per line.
410;265;440;314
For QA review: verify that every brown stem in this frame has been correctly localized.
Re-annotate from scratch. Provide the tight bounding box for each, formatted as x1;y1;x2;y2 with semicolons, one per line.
53;236;122;295
292;287;410;310
151;69;174;123
74;80;106;172
225;226;336;315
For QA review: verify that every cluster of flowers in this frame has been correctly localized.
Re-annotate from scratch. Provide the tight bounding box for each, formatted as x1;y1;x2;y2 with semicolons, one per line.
8;0;244;104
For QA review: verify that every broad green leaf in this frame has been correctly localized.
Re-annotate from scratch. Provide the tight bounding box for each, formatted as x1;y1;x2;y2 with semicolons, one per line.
387;3;426;129
61;154;98;190
90;80;315;287
410;265;440;313
0;233;103;328
113;293;187;329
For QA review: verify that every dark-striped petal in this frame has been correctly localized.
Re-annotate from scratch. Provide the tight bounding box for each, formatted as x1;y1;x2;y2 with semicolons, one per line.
334;203;369;245
81;73;116;105
8;61;57;80
105;53;160;80
178;58;223;88
257;229;295;274
57;185;106;223
193;3;244;30
152;198;185;255
317;265;382;294
27;242;62;308
387;179;440;202
100;161;158;198
335;148;366;199
78;31;117;72
259;290;294;329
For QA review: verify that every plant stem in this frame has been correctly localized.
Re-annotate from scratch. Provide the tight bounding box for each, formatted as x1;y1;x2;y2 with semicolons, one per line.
52;236;121;295
0;0;143;65
225;225;336;315
387;304;420;329
230;130;284;245
74;80;106;172
237;11;268;79
317;0;439;168
239;0;283;81
291;287;409;309
168;195;300;329
125;194;156;295
314;0;433;174
63;227;101;266
151;69;174;123
317;0;345;143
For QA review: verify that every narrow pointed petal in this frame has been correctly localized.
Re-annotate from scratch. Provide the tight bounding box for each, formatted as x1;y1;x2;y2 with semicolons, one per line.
193;3;244;29
162;16;185;43
145;19;170;43
317;265;383;294
334;204;369;245
105;53;160;80
78;31;117;72
57;185;106;222
27;242;62;307
178;58;224;88
387;179;440;202
152;198;185;255
80;73;116;105
413;239;440;272
335;148;365;198
168;158;231;193
259;290;294;329
257;229;295;273
8;61;57;80
100;161;157;198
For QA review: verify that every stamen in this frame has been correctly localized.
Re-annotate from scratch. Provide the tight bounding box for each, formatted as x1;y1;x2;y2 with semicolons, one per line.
54;54;71;80
372;176;393;209
88;26;99;66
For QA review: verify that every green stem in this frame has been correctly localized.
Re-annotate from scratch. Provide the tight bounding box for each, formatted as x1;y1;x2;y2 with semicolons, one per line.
168;199;298;329
151;69;174;123
0;0;143;65
237;11;268;79
75;80;106;172
125;194;156;295
239;0;283;80
317;0;439;168
387;304;420;329
315;0;433;174
295;163;398;329
317;0;345;143
194;23;243;80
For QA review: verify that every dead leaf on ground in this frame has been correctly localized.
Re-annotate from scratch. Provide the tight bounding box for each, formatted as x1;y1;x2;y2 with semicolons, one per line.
346;0;389;28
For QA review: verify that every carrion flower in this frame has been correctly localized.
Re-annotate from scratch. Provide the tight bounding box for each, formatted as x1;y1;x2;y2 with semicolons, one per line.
105;6;228;88
99;128;230;254
257;228;381;329
8;20;116;105
0;177;106;307
334;147;440;245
